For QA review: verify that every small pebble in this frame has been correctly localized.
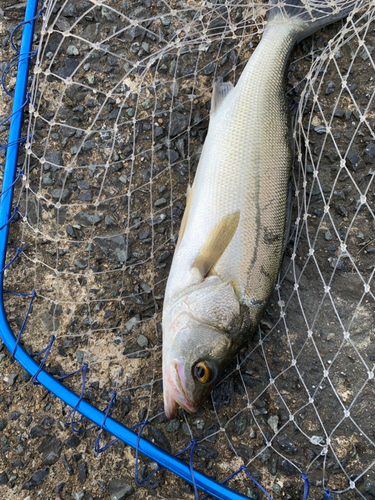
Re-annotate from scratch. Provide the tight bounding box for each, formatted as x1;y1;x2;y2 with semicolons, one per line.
30;425;48;438
365;479;375;496
11;459;22;468
22;468;49;490
169;112;188;137
138;230;149;240
325;81;335;95
67;45;79;56
77;180;90;190
154;197;167;207
0;472;8;485
54;482;65;494
267;415;279;434
137;335;148;348
41;416;55;427
328;257;344;270
65;434;80;448
336;205;348;217
346;151;360;170
277;433;297;455
167;149;179;163
61;454;74;475
233;412;247;435
259;448;271;463
76;350;85;364
108;478;134;500
142;99;152;109
279;458;297;476
147;425;171;453
273;484;281;495
73;452;83;462
193;418;205;430
9;411;21;421
78;462;88;484
324;230;333;241
102;5;119;21
158;251;170;263
125;316;139;331
360;45;374;61
166;419;180;433
15;444;24;455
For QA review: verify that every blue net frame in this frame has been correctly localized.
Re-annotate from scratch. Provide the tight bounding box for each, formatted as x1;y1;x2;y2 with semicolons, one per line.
0;1;348;499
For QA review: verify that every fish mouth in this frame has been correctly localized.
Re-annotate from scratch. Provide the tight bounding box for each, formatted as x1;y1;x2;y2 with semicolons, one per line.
164;358;197;419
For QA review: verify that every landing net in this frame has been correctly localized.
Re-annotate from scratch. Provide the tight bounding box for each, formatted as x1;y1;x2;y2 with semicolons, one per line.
1;0;374;498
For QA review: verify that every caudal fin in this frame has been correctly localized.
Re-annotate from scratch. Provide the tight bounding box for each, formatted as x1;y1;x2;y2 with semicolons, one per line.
267;0;364;41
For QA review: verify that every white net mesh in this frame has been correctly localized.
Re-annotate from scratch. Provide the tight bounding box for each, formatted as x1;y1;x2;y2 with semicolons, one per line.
2;0;375;498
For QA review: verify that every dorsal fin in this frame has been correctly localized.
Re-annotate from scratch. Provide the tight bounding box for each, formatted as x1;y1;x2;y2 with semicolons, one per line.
192;211;240;278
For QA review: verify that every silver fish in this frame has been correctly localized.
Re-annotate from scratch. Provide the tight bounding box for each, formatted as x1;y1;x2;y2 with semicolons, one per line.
162;0;359;419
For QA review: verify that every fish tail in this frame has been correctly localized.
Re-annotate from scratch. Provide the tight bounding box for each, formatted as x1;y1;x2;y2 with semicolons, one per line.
267;0;363;41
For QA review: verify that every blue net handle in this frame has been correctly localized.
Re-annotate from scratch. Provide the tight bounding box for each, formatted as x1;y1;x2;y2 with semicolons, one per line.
0;2;251;500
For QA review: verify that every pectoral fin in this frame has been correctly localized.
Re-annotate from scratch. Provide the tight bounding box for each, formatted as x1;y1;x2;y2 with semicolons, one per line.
192;211;240;278
211;78;234;114
176;185;193;249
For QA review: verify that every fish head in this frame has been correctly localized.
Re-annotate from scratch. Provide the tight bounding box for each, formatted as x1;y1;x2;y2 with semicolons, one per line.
163;276;242;419
163;318;233;419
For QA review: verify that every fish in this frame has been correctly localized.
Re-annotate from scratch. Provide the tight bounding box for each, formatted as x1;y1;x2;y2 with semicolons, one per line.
162;0;360;419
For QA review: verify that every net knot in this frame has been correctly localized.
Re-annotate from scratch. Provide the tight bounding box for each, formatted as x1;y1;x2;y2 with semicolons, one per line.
12;288;37;357
1;52;38;98
64;363;97;433
301;472;310;500
30;334;56;385
0;207;21;231
10;1;44;55
0;245;22;275
325;488;332;499
135;420;163;486
188;439;198;499
94;390;119;453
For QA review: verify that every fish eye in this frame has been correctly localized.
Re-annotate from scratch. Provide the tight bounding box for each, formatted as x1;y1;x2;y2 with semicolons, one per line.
193;361;214;384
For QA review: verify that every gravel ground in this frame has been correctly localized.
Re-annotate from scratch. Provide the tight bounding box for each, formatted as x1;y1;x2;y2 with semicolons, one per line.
0;1;374;500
